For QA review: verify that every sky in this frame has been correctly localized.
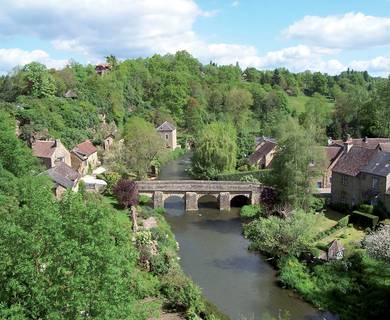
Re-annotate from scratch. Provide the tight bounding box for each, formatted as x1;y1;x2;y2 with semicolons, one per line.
0;0;389;76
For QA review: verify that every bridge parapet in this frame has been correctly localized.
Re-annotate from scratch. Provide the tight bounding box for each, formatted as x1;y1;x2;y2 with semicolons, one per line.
137;180;263;211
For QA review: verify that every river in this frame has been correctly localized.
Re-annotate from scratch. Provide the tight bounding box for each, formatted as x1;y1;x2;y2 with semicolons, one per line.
159;153;325;320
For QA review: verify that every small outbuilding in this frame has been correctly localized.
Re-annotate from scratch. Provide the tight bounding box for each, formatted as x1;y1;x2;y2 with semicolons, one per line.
156;121;177;150
71;140;99;175
318;240;345;261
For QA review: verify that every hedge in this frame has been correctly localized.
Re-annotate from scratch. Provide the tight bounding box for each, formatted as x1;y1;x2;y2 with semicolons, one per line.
216;169;271;183
351;211;379;229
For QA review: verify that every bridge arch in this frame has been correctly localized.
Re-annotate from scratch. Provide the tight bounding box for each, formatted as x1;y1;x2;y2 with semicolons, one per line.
230;194;250;208
163;194;185;214
198;194;219;209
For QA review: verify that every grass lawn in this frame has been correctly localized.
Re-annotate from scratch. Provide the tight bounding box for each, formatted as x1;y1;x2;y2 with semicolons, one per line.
312;209;344;234
313;209;365;255
287;95;334;114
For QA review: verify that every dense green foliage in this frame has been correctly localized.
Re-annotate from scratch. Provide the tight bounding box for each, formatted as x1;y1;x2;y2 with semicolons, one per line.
271;118;325;209
191;122;237;179
278;253;389;319
244;210;317;258
0;111;221;319
240;204;263;220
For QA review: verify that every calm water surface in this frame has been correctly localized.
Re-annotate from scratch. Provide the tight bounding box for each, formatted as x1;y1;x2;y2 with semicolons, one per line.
159;154;329;320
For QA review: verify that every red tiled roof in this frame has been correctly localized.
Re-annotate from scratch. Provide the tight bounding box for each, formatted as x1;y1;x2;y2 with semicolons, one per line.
32;140;57;158
379;143;390;152
332;146;377;176
325;146;343;167
331;138;390;149
73;140;97;157
248;141;277;165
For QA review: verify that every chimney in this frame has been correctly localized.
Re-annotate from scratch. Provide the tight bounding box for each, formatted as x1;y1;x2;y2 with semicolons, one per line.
328;137;333;146
54;139;60;148
362;136;368;143
343;141;352;153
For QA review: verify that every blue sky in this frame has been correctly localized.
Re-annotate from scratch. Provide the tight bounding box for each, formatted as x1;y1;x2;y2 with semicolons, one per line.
0;0;389;75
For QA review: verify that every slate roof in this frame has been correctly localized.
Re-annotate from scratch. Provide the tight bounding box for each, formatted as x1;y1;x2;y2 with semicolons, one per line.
45;162;80;189
32;140;58;158
72;140;97;159
248;140;277;165
332;146;377;176
330;138;390;149
156;121;175;131
361;151;390;177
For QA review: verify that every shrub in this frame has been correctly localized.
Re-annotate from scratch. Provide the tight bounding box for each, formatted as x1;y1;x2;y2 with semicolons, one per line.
358;204;374;214
240;204;263;219
98;171;121;196
160;270;205;315
351;211;379;229
139;194;151;205
337;215;350;228
309;197;325;212
154;207;166;215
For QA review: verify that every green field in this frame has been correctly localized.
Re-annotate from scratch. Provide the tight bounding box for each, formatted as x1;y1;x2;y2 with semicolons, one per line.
287;95;335;114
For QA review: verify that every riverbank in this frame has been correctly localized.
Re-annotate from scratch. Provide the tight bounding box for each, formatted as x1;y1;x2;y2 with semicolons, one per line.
102;194;229;320
242;205;390;319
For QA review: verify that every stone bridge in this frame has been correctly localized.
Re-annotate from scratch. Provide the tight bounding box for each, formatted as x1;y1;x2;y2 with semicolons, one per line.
137;180;263;211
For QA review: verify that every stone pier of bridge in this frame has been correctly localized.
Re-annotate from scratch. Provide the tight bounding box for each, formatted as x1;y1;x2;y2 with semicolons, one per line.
138;180;263;211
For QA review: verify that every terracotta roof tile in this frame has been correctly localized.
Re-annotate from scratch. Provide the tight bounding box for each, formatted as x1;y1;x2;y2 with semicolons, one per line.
332;146;377;176
331;138;390;149
72;140;97;158
32;140;57;158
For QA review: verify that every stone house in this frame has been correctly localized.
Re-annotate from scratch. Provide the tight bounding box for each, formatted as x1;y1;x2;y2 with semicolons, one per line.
71;140;99;175
44;162;80;198
32;139;71;169
313;145;344;189
156;121;177;150
331;145;390;213
248;137;277;169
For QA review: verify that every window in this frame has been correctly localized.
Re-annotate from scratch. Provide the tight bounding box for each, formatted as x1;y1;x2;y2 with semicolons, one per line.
341;175;348;185
165;134;169;140
372;177;379;190
317;181;322;188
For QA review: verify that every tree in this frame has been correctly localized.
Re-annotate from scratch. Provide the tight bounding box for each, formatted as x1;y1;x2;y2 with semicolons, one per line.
113;179;139;231
224;88;253;128
271;118;325;209
22;62;56;98
363;225;390;263
191;122;237;179
244;210;316;258
104;117;166;179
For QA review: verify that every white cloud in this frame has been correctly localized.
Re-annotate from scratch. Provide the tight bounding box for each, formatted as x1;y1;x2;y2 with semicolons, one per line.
349;56;390;74
231;1;240;7
0;0;207;59
0;48;68;74
0;2;389;76
284;12;390;49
